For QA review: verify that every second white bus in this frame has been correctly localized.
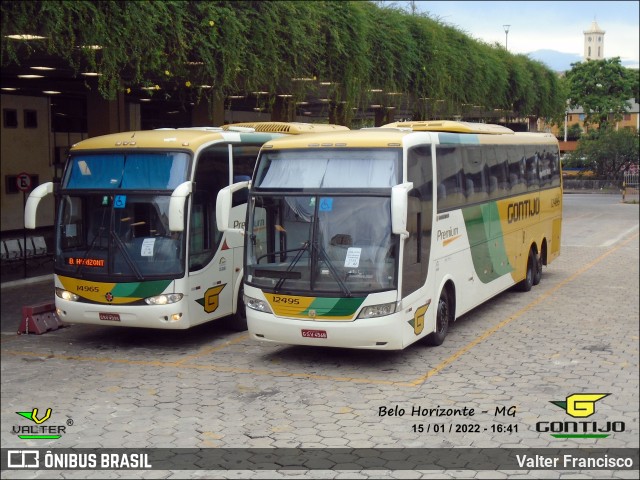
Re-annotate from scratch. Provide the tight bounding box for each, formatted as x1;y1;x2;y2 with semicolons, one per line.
217;121;562;349
24;122;348;330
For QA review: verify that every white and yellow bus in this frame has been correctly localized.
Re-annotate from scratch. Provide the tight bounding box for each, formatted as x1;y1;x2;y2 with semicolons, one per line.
24;122;348;330
217;121;562;349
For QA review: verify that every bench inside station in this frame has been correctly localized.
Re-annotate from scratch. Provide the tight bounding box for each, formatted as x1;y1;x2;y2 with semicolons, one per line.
1;236;51;264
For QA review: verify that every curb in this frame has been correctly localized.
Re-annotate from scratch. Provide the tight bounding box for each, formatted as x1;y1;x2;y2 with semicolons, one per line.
0;274;54;290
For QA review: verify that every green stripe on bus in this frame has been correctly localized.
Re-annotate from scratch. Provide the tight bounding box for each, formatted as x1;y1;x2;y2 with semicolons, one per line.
463;202;512;283
111;280;172;298
303;297;365;317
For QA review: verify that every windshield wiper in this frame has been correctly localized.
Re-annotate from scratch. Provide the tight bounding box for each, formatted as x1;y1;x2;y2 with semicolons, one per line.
75;209;108;277
274;242;310;292
311;242;352;297
111;232;144;281
256;243;351;297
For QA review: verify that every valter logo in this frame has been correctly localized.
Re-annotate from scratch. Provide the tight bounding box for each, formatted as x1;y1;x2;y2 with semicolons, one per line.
536;393;626;439
12;408;69;440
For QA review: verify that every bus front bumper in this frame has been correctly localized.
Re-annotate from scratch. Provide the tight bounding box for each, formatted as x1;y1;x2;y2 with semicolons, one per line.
55;297;193;329
247;310;406;350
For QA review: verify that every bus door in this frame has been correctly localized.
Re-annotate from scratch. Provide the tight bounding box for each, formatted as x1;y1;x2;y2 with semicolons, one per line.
186;143;260;325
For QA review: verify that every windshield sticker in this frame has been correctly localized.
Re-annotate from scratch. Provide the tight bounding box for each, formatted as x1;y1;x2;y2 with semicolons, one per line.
319;198;333;211
114;195;127;208
141;238;155;257
344;247;362;268
78;160;91;175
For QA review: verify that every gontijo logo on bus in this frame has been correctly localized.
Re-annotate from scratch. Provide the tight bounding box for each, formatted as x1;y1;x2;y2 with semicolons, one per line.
506;197;540;224
58;276;171;304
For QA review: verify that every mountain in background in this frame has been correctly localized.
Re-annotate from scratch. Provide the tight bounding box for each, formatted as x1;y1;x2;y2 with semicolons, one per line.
527;49;640;72
526;49;583;73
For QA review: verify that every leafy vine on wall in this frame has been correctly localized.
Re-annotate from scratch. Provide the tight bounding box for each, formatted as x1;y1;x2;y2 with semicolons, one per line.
1;0;565;119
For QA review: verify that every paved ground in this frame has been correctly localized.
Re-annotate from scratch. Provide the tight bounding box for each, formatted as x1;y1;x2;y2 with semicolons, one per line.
1;194;638;479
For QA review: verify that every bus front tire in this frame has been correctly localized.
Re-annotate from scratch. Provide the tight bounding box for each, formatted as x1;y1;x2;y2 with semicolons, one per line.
517;249;535;292
425;289;451;346
228;288;248;332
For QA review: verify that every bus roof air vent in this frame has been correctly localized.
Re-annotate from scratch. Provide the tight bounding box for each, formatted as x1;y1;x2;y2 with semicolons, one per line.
222;122;349;134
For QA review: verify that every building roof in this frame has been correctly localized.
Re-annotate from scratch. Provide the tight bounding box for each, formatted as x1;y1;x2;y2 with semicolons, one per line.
567;100;639;115
584;20;605;34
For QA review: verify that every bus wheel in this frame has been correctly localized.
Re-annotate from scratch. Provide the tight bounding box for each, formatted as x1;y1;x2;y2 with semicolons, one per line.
425;288;451;346
228;287;248;332
517;249;534;292
532;251;542;286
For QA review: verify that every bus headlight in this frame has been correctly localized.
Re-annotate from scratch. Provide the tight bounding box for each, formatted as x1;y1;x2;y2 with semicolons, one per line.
55;288;80;302
244;294;272;313
145;293;183;305
357;302;396;319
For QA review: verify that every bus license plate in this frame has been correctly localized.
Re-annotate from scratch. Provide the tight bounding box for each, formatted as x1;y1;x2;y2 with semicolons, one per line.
301;329;327;339
99;313;121;322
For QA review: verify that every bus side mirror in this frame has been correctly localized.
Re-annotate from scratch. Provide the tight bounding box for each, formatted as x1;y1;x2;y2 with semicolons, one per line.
24;182;53;229
169;181;193;232
216;180;250;234
391;182;413;237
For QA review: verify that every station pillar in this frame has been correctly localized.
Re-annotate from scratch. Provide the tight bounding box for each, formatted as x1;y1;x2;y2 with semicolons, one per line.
87;90;126;137
191;97;225;127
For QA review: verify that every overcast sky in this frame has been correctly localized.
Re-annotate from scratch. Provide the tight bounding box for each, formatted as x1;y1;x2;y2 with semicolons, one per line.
394;1;639;69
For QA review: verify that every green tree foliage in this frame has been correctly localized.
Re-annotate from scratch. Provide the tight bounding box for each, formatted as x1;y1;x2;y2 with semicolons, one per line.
565;58;636;129
567;123;583;141
569;129;639;181
1;0;565;119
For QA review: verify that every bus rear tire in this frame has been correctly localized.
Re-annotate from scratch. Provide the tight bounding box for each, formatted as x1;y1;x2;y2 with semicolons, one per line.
532;251;542;286
425;288;451;346
517;249;535;292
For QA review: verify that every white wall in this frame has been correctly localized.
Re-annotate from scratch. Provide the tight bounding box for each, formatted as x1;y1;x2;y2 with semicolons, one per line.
1;94;55;231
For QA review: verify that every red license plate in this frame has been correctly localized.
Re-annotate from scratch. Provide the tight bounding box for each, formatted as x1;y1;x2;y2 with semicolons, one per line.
301;329;327;339
99;313;121;322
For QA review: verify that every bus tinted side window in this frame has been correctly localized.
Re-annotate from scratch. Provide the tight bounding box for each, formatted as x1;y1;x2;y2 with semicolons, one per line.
436;146;465;212
231;145;261;207
544;149;561;187
508;145;526;194
539;149;553;188
463;146;488;203
486;146;510;199
524;146;540;190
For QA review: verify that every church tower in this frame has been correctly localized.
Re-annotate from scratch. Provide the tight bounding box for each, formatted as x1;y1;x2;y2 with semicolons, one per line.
584;20;605;60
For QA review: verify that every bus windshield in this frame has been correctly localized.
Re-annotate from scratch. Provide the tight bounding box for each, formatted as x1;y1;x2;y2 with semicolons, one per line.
63;152;190;190
246;194;397;294
254;149;400;189
56;193;184;280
